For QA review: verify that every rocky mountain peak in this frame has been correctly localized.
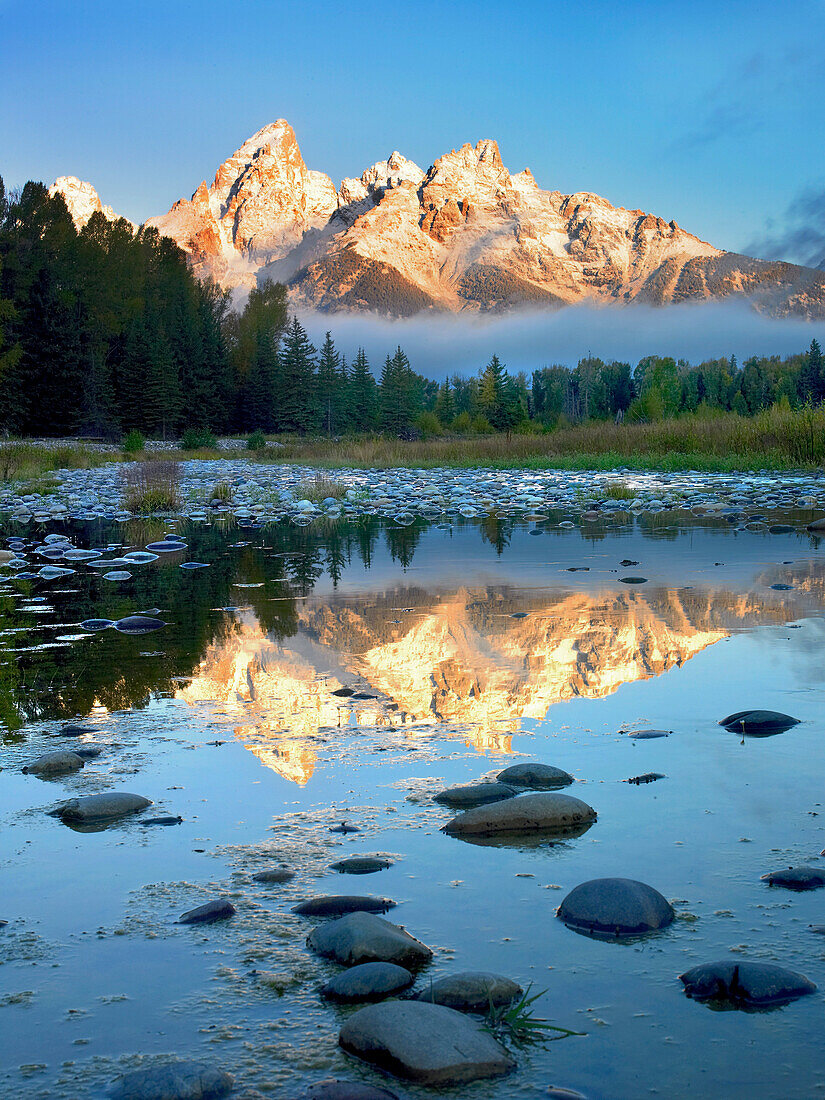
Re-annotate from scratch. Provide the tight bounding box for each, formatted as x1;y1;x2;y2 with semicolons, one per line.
48;176;128;229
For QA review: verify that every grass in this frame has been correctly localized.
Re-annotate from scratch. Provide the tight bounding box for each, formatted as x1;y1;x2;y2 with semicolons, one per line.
0;443;110;484
603;479;636;499
122;459;181;514
294;475;350;503
210;480;233;503
483;985;584;1049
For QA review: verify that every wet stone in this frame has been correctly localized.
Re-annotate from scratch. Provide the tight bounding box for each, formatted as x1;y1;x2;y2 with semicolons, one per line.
330;856;393;875
321;961;413;1002
251;868;294;884
413;971;523;1011
178;899;236;925
558;877;675;939
72;745;104;759
307;911;433;967
108;1059;234;1100
23;750;84;776
301;1081;399;1100
114;615;166;635
442;792;596;838
52;792;152;823
624;729;671;739
338;1000;515;1086
619;576;648;584
624;772;666;784
434;782;518;808
496;763;574;789
292;895;396;917
719;709;800;735
679;960;816;1007
59;724;99;736
761;865;825;891
329;822;360;834
139;815;183;827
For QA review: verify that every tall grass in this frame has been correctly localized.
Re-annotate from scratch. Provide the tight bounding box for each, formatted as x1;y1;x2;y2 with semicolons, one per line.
294;475;349;502
122;459;181;514
0;443;110;483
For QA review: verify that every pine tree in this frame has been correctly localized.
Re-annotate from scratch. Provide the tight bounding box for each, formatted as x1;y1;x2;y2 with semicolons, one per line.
380;346;415;434
317;331;344;434
347;347;377;431
434;378;455;425
800;339;825;403
277;316;317;433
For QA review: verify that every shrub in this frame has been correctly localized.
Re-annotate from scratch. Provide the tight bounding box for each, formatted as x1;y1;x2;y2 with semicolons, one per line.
0;444;38;483
179;428;217;450
452;411;473;433
122;430;145;454
470;414;494;434
211;480;233;503
246;430;267;451
414;411;443;439
123;460;181;514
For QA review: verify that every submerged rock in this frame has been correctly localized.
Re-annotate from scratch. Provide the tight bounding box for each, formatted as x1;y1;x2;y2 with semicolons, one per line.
329;822;360;834
558;878;675;939
496;763;573;789
251;868;294;884
51;792;151;823
139;815;183;827
321;961;413;1002
329;856;393;875
434;782;518;808
338;1000;515;1085
23;750;84;776
413;971;523;1011
624;772;666;784
108;1059;234;1100
59;723;99;736
178;899;236;925
761;865;825;891
72;745;104;759
301;1081;399;1100
442;792;596;838
679;960;816;1007
292;895;396;917
114;615;166;635
307;911;433;967
719;709;800;735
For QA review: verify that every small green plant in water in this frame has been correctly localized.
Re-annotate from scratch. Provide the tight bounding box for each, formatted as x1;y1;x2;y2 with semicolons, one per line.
483;985;584;1049
211;480;233;503
246;430;267;451
179;427;217;450
122;430;145;455
604;480;635;500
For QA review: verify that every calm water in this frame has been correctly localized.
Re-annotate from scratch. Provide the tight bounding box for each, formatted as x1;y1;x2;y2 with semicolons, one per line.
3;510;825;1099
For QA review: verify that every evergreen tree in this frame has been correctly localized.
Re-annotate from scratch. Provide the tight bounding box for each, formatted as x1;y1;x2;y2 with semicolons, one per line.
434;378;455;424
317;331;344;434
277;316;317;433
799;338;825;403
347;347;377;431
380;346;415;434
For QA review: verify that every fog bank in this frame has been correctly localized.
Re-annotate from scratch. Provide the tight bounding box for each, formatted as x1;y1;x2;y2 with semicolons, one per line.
299;301;822;379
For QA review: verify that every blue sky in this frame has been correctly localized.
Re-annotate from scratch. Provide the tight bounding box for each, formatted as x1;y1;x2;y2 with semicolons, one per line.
1;0;824;261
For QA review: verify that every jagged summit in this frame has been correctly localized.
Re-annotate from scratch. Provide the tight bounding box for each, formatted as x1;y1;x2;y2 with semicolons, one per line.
52;121;825;317
48;176;132;230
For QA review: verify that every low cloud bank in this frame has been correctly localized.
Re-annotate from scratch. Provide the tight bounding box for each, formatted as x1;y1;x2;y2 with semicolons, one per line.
299;300;821;380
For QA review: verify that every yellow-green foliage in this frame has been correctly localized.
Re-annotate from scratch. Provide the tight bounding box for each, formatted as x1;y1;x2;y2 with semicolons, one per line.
123;460;181;514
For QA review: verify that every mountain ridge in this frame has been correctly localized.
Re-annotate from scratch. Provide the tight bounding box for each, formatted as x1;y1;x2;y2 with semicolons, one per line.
50;121;825;319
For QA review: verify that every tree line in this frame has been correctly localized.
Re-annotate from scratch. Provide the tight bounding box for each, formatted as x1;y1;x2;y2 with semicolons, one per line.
0;176;823;440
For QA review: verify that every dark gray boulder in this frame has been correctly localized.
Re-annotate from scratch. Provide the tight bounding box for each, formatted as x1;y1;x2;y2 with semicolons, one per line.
806;517;825;532
252;868;294;884
73;745;104;760
321;961;413;1002
679;960;816;1006
719;709;799;735
140;816;183;827
495;763;573;789
307;912;432;967
558;878;675;939
292;896;395;917
108;1059;234;1100
23;750;84;776
51;792;152;823
301;1081;398;1100
329;857;392;875
442;792;596;838
178;899;236;925
114;615;166;635
761;865;825;890
434;783;518;808
413;971;523;1011
338;1000;515;1085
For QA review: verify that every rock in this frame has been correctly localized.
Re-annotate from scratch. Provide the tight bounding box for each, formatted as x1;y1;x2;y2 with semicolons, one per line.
292;895;396;917
52;792;152;823
301;1081;399;1100
72;745;104;759
80;618;115;632
496;763;573;789
321;961;413;1002
546;1090;588;1100
329;822;360;834
178;899;236;924
307;912;433;967
679;960;816;1007
624;729;671;739
414;971;522;1011
252;868;294;884
624;773;666;784
338;1000;515;1085
719;709;800;735
329;857;393;875
769;524;795;534
108;1059;234;1100
619;576;648;584
806;517;825;532
558;878;675;939
434;782;518;808
442;792;596;838
114;615;166;635
23;750;85;776
761;865;825;890
139;815;183;827
59;723;99;736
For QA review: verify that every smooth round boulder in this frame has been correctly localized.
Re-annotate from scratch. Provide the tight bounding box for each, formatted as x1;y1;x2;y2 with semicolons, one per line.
251;868;294;884
178;899;235;925
307;912;432;968
23;750;84;776
329;857;392;875
292;895;396;918
442;792;596;838
114;615;166;635
414;971;523;1011
496;763;573;790
434;783;518;808
806;517;825;532
302;1081;399;1100
51;792;152;824
338;1000;515;1086
761;865;825;891
719;709;799;735
558;878;675;939
679;960;816;1006
321;961;413;1002
108;1060;234;1100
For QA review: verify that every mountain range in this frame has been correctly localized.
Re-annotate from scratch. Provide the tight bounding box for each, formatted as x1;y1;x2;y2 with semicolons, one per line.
50;120;825;318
